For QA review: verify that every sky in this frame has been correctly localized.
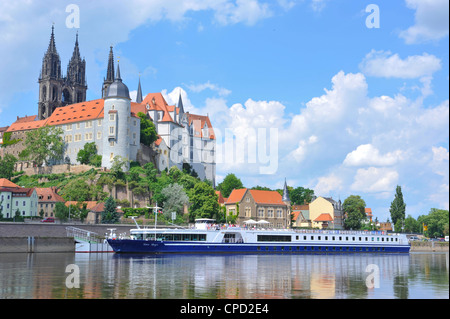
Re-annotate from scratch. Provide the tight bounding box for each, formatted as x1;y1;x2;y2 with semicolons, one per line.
0;0;448;223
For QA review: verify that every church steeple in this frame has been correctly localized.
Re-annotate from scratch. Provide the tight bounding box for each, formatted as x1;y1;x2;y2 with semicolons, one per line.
102;46;115;98
65;31;87;104
177;91;185;123
282;178;290;203
136;76;143;103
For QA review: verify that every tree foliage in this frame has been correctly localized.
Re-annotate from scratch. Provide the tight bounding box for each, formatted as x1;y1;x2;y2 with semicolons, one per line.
417;208;449;237
77;142;100;166
0;154;17;179
161;183;189;218
343;195;366;230
290;186;315;205
19;125;65;167
102;196;119;224
390;185;406;228
190;182;219;221
137;112;158;146
217;173;244;198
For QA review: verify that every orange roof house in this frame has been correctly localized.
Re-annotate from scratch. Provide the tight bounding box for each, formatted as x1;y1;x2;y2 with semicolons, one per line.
224;188;290;228
0;178;20;188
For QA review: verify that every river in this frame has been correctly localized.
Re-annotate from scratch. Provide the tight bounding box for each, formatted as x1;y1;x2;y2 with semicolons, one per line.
0;252;448;299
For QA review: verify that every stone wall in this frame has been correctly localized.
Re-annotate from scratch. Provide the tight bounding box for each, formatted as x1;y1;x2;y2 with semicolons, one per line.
0;237;75;253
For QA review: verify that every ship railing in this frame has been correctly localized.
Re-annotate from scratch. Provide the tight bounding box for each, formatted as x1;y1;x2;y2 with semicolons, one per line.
66;226;103;244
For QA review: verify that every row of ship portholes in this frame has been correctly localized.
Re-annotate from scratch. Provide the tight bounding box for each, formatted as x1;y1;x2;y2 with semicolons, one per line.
255;246;386;252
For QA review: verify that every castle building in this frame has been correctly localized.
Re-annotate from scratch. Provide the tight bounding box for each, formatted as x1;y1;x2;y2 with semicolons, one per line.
1;27;216;184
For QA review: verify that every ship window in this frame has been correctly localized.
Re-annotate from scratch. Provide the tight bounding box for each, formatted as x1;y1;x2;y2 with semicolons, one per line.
325;236;328;240
303;236;307;240
318;236;321;240
257;235;291;242
332;236;335;240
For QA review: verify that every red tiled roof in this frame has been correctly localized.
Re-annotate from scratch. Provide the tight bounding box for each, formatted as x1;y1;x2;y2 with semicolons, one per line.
249;189;286;205
0;178;20;188
314;213;333;222
225;188;247;204
35;187;64;203
225;188;287;206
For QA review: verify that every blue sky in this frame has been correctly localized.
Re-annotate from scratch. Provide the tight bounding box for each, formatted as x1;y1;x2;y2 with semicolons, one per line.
0;0;448;223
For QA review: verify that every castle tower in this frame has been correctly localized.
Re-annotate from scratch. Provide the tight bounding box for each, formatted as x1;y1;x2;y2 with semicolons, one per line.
38;25;63;120
102;46;115;98
101;62;131;171
64;32;87;105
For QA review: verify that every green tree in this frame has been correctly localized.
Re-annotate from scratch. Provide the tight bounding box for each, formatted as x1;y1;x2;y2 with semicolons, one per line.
77;142;99;165
217;173;244;198
137;112;158;146
101;196;119;224
343;195;366;230
417;208;449;238
161;183;189;218
19;125;65;166
390;186;406;229
290;186;315;205
110;156;129;181
190;182;219;221
404;215;420;233
54;202;69;222
0;154;17;179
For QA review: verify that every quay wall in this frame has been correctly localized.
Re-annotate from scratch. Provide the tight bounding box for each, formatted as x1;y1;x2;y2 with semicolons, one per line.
0;222;135;238
410;241;449;252
0;237;75;253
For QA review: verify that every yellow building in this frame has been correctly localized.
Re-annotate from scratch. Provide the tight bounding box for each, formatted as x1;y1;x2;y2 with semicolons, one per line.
309;196;344;229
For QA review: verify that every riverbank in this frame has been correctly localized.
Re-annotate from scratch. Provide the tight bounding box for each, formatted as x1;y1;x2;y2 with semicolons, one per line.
410;241;449;252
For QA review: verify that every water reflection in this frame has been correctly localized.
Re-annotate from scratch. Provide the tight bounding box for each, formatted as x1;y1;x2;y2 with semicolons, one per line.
0;252;448;299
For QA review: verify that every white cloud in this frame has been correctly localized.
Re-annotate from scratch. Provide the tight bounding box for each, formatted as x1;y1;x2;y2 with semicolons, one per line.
359;50;442;79
351;167;399;193
430;146;449;177
344;144;403;167
399;0;449;44
186;81;232;97
313;173;343;196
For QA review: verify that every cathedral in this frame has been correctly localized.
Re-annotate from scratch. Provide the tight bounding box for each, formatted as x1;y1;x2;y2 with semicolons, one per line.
38;26;87;120
1;27;216;185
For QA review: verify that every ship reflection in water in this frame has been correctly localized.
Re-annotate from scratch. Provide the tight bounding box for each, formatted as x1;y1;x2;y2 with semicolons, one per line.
0;253;448;299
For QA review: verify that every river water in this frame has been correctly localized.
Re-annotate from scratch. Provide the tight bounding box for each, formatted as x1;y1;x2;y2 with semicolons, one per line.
0;252;448;299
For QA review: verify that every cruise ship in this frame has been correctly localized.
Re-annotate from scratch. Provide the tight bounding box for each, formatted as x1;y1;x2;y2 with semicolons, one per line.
106;219;411;254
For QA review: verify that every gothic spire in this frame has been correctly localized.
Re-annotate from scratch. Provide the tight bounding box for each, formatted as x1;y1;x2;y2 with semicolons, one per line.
70;31;81;61
136;76;143;103
46;24;58;54
282;178;290;202
106;46;115;82
178;90;185;114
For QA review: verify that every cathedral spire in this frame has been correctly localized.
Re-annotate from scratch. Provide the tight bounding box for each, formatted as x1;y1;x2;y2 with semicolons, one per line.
102;46;115;98
106;46;115;82
46;24;58;54
70;31;81;61
136;75;143;103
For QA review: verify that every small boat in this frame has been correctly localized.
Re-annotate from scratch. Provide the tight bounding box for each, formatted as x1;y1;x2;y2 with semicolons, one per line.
107;218;410;254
